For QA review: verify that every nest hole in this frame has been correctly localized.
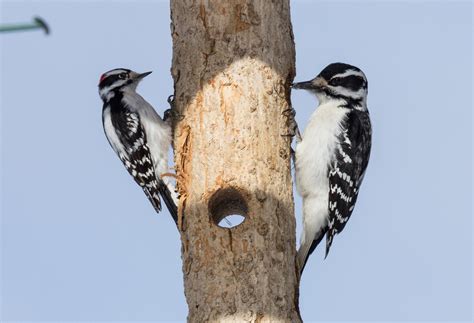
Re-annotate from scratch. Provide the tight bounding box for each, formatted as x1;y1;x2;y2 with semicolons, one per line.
209;187;248;229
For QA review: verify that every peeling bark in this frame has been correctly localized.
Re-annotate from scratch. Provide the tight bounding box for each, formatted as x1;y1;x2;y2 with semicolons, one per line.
170;1;299;322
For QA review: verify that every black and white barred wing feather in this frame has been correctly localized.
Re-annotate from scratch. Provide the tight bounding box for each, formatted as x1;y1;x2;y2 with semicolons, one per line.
326;110;371;255
103;108;177;222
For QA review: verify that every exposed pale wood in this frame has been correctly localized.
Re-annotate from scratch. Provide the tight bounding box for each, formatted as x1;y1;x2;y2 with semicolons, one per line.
170;1;299;321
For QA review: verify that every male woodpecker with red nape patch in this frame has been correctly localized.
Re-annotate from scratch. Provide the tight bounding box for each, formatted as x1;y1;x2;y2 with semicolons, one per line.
98;68;178;223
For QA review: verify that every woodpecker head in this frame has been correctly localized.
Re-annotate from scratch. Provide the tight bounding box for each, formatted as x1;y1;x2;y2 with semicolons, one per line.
98;68;152;101
292;63;368;106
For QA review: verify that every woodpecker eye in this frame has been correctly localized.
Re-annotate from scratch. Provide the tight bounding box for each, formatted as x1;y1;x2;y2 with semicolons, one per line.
330;77;342;86
118;73;127;79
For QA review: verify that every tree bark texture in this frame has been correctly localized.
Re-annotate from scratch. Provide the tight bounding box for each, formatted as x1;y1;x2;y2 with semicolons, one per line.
170;1;299;322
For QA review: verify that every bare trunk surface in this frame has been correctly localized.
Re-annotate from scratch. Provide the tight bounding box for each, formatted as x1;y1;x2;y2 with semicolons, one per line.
170;1;299;322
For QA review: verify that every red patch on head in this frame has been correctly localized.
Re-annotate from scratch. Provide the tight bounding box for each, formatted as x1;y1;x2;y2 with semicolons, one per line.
99;73;107;84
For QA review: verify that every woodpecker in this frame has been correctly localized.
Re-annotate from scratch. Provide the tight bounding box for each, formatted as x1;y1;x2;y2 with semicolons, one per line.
292;63;372;274
98;68;178;223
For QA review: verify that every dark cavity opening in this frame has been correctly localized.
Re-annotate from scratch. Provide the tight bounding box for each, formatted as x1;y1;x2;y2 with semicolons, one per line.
209;187;248;229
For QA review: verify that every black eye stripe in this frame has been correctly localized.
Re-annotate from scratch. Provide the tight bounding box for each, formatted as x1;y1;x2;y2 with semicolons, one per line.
330;75;366;90
344;75;365;90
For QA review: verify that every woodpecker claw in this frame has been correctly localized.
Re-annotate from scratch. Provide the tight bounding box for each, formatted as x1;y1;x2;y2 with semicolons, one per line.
163;109;172;122
167;95;175;107
164;95;185;122
164;108;185;122
282;107;296;118
281;106;300;141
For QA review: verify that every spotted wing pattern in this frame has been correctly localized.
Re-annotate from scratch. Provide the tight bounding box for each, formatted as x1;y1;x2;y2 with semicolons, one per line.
326;110;371;256
110;109;165;214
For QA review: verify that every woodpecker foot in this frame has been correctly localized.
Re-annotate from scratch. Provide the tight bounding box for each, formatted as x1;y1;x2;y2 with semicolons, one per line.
282;107;296;118
163;95;183;122
163;108;184;122
163;109;172;122
281;107;300;140
167;94;175;108
163;95;185;123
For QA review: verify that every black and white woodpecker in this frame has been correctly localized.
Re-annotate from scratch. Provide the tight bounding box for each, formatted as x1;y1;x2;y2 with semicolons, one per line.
292;63;372;274
98;68;178;223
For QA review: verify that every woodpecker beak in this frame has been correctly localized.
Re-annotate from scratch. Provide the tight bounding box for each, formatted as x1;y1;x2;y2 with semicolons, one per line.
292;80;313;90
135;71;152;80
130;71;152;83
292;77;327;91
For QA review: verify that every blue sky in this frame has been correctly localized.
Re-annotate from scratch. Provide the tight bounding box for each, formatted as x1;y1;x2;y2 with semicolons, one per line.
1;1;472;322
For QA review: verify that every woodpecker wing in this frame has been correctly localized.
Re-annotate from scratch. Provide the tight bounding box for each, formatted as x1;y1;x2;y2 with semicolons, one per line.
112;109;163;210
103;106;177;222
326;110;371;256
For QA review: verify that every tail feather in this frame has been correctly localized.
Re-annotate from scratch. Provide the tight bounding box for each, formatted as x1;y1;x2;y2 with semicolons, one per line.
297;229;326;276
142;183;177;224
325;228;335;259
143;187;162;213
158;183;178;224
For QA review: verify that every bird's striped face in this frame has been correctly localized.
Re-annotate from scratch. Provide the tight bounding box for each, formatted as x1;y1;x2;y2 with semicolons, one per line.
98;68;152;101
293;63;368;106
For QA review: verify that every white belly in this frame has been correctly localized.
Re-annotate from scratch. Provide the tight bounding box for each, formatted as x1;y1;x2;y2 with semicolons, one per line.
295;102;349;198
295;102;349;245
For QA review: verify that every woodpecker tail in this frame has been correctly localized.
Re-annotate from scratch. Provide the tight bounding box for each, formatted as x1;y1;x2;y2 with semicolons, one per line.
297;230;325;276
142;181;177;224
324;228;336;259
158;182;178;224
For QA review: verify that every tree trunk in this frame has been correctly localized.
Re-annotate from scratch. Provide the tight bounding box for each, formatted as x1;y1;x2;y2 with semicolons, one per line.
170;1;299;322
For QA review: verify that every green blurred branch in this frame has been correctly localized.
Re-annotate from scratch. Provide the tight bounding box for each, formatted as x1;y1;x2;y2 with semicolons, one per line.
0;16;49;35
